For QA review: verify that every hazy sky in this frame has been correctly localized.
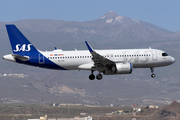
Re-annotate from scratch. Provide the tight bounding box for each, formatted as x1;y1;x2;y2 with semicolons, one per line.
0;0;180;32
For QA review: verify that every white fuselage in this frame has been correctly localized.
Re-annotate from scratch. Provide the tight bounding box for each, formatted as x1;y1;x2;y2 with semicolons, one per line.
40;48;174;70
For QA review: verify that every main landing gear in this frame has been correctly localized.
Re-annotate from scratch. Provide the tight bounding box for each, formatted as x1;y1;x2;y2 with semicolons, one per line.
150;67;156;78
89;71;103;80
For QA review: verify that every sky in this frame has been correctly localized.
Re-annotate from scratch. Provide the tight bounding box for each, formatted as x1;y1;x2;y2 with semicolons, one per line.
0;0;180;32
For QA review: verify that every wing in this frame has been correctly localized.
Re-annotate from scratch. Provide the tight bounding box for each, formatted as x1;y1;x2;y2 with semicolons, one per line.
85;41;115;70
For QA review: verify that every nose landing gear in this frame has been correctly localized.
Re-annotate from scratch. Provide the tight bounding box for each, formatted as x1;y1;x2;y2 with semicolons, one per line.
150;67;156;78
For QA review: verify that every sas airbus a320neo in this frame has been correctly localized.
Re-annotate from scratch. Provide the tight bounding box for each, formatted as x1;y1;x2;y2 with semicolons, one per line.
3;25;175;80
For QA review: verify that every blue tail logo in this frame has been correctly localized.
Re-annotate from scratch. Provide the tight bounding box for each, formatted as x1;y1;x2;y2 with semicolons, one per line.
14;44;32;52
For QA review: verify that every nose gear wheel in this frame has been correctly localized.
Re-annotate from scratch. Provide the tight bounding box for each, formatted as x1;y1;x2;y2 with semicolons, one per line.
150;67;156;78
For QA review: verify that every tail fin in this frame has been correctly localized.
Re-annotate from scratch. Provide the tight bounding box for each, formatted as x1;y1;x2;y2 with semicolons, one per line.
6;24;38;55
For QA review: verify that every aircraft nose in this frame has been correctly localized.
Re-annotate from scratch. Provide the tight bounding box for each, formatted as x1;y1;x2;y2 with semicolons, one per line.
171;57;175;64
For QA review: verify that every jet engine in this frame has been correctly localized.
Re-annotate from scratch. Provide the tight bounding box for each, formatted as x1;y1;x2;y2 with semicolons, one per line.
103;62;133;75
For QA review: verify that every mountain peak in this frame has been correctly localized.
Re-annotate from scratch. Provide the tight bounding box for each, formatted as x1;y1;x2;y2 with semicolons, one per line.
97;11;139;26
99;11;120;19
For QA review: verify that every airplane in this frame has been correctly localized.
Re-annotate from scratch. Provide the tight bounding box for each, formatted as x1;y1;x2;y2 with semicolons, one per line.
3;24;175;80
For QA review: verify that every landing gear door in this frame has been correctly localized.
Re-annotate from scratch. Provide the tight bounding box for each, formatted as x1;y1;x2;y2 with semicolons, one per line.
152;50;157;60
39;53;44;64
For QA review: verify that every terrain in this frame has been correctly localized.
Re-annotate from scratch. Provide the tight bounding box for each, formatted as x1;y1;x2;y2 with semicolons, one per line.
0;101;180;120
0;104;132;120
0;11;180;105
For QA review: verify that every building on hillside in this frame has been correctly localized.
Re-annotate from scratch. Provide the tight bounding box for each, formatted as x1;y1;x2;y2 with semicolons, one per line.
28;116;92;120
40;115;47;120
80;113;87;116
149;105;158;108
52;103;58;107
58;103;83;107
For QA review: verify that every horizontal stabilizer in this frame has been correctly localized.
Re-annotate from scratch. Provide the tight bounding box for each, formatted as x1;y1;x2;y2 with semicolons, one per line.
12;54;29;61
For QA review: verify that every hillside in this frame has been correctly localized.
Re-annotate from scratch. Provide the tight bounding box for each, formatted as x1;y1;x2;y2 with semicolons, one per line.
156;101;180;118
137;101;180;120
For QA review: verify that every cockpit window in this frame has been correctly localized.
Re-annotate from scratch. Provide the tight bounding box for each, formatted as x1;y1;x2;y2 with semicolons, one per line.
162;53;168;56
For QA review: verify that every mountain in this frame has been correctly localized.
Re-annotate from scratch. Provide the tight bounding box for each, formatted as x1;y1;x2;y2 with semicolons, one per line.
0;11;180;105
0;11;176;43
174;30;180;38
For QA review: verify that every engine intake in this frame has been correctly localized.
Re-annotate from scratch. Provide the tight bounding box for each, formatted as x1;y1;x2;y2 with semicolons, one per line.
104;62;133;75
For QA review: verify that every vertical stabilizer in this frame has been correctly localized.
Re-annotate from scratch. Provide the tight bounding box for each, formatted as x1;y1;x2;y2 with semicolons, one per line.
6;25;38;55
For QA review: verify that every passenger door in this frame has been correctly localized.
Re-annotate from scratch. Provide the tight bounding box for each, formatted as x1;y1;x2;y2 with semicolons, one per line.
39;53;44;64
